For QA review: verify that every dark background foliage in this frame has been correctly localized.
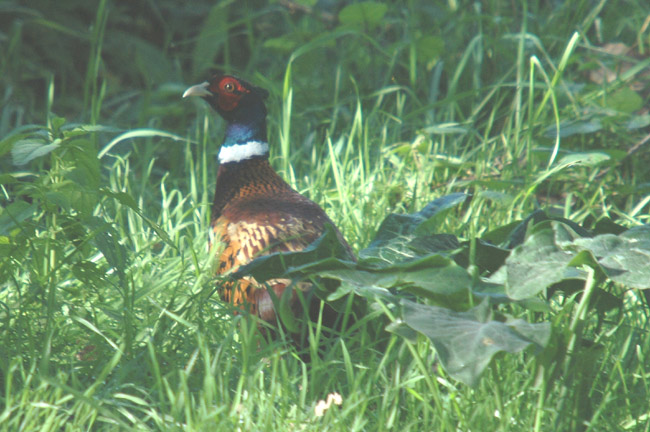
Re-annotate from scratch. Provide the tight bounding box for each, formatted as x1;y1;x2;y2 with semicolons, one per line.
2;0;650;430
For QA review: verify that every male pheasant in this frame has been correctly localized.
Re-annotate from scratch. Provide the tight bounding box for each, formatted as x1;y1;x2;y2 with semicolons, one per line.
183;74;354;332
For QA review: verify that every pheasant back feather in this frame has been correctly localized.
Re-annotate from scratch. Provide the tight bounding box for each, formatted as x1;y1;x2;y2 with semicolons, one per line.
211;158;351;324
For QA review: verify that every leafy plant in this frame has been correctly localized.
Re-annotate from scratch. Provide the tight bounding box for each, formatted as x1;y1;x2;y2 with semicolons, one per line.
3;0;650;430
234;191;649;386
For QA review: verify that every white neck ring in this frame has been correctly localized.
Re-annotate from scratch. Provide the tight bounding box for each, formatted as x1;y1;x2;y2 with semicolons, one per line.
218;141;269;163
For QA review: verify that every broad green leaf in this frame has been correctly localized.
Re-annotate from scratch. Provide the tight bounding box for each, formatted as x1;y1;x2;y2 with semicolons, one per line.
503;210;589;249
339;1;387;28
497;219;650;298
66;188;99;218
574;225;650;289
385;320;418;342
503;224;579;300
546;220;588;246
567;249;608;282
51;116;66;132
67;139;101;191
319;254;471;299
620;225;650;243
456;238;510;273
359;234;460;268
407;234;460;256
0;200;37;235
401;299;550;386
12;139;61;165
63;124;123;136
360;193;467;265
414;193;468;234
605;87;643;113
593;217;628;235
415;35;444;64
0;133;29;158
327;281;395;303
93;222;129;279
481;220;523;246
386;254;470;296
45;191;72;213
274;281;302;333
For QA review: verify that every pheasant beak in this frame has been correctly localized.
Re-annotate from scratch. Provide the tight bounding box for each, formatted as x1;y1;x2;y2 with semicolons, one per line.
182;81;211;98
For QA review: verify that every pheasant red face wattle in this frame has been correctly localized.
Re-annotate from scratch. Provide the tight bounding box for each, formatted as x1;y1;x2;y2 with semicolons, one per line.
208;76;250;111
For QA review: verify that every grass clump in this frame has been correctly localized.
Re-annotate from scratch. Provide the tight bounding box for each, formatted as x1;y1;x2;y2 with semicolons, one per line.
2;0;650;430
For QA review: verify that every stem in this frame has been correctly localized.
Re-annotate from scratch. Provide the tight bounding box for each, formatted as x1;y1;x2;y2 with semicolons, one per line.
552;267;599;428
533;365;547;432
568;267;597;345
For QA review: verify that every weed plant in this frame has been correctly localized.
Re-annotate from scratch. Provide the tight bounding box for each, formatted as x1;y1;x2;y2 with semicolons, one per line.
1;0;650;430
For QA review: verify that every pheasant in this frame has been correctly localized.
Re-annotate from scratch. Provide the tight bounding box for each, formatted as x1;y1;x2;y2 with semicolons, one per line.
183;74;355;333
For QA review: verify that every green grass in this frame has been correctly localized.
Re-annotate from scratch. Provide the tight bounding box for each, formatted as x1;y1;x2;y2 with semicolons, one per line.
2;0;650;430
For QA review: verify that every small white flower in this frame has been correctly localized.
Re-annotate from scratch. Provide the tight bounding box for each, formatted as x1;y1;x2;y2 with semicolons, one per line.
314;392;343;417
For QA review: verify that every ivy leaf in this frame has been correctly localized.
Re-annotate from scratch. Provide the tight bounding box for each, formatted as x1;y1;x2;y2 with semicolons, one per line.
360;193;467;266
318;254;471;300
401;299;550;386
502;222;585;300
574;225;650;289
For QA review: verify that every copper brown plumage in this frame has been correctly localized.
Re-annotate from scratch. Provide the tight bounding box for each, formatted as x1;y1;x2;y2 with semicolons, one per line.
183;74;354;330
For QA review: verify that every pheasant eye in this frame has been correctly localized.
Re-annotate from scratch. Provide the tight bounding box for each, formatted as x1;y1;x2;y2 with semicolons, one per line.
223;82;235;93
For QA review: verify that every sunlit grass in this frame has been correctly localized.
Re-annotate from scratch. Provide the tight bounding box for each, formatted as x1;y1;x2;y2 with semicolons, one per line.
2;0;650;430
